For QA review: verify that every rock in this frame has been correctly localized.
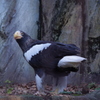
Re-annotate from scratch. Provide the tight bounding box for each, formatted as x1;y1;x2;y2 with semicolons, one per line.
81;84;89;94
40;0;100;84
0;0;39;84
0;0;100;87
90;51;100;73
59;4;82;47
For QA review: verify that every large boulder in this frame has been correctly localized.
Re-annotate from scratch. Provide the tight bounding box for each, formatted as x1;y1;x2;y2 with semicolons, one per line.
0;0;100;86
0;0;39;84
40;0;100;84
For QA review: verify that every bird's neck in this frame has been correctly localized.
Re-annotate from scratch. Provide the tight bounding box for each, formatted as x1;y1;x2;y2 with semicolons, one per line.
17;38;35;53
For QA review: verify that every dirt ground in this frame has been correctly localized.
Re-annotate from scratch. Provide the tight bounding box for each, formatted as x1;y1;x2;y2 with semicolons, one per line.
0;81;99;96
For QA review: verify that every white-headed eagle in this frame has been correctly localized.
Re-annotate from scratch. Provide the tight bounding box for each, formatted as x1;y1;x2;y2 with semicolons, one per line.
14;31;86;94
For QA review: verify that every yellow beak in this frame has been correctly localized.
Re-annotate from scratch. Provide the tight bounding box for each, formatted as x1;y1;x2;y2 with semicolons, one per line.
14;31;23;39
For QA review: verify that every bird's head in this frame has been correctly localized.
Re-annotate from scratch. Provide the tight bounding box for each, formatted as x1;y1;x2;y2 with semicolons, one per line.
14;31;27;40
14;30;33;52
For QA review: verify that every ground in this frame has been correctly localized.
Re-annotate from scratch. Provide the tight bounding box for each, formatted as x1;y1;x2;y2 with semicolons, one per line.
0;81;99;96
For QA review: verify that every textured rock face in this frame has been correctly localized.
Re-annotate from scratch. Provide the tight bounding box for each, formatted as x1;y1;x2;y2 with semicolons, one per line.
84;0;100;83
87;0;100;73
59;4;82;47
0;0;100;85
0;0;39;84
40;0;100;84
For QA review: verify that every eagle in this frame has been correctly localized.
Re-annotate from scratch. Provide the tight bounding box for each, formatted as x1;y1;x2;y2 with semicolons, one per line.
14;31;86;94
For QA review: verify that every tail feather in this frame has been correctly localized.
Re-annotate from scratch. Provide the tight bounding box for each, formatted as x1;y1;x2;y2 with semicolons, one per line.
58;56;86;68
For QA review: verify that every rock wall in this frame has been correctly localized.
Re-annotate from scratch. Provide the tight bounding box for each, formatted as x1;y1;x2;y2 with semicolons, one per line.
0;0;39;84
0;0;100;85
40;0;100;84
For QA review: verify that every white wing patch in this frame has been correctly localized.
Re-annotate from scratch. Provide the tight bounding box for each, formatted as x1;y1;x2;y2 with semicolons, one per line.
24;43;51;61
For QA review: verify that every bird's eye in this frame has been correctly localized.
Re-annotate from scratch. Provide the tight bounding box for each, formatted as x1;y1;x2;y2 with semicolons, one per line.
21;32;24;36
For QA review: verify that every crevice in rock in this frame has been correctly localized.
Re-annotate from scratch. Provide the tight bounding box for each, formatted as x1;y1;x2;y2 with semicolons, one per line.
0;30;8;39
51;0;76;41
81;0;86;57
37;0;44;40
0;0;16;39
79;0;87;74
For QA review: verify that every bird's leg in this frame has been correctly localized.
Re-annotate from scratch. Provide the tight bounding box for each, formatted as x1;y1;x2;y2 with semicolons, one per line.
50;76;67;95
35;74;49;95
35;82;46;95
35;74;45;95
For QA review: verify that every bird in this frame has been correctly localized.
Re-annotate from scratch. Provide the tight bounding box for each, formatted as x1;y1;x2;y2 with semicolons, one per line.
13;30;86;94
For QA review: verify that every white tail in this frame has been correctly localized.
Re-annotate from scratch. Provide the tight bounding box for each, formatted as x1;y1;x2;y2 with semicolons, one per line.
58;56;87;68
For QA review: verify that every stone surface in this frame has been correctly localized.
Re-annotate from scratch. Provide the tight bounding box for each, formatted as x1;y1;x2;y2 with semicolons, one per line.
90;51;100;73
0;0;39;84
0;0;100;87
59;4;82;47
87;0;100;77
40;0;84;85
40;0;100;84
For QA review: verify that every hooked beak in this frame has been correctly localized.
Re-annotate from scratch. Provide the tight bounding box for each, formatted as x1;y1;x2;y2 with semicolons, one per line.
14;31;23;39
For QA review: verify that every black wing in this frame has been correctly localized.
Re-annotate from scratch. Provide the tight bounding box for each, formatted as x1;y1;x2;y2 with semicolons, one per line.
29;41;80;76
51;42;80;58
30;40;80;56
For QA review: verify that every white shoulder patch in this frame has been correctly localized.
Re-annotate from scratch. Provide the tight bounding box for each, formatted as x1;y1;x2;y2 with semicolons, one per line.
24;43;51;61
